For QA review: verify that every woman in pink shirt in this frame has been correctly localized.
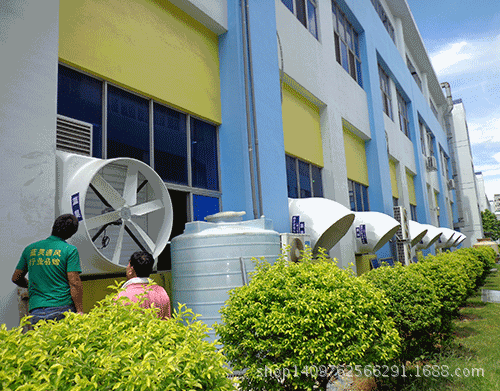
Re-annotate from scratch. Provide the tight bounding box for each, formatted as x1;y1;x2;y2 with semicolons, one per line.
117;251;171;319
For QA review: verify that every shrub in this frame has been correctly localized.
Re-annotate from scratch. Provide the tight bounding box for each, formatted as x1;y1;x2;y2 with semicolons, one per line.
0;283;234;391
363;263;442;362
413;252;469;336
216;248;401;391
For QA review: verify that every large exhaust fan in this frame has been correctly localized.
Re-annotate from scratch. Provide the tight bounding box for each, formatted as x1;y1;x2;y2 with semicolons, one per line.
352;211;400;255
56;151;173;275
288;198;355;253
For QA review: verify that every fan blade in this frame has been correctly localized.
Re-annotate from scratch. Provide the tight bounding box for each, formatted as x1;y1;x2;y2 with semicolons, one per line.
127;220;156;254
112;223;126;265
122;165;138;206
86;211;121;230
130;199;164;216
91;173;126;210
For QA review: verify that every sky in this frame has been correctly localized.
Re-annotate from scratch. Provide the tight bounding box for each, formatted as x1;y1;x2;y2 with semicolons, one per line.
406;0;500;201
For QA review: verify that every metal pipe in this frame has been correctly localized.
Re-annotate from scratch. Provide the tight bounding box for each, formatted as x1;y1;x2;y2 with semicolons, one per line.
440;82;453;114
240;0;259;219
244;0;264;217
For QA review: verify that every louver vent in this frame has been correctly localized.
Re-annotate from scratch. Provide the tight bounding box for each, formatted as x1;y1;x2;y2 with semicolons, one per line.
56;115;92;156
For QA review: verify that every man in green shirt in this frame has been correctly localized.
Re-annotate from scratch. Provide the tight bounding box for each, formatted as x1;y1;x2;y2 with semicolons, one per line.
12;214;84;324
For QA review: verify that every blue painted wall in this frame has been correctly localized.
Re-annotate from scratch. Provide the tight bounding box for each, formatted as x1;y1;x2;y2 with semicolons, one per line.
219;0;289;233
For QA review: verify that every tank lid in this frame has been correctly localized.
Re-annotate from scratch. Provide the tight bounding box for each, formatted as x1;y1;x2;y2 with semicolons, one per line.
205;211;246;223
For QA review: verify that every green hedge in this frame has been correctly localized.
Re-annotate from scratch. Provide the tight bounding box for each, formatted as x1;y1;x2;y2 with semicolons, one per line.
362;262;442;362
364;246;496;363
216;248;400;391
0;283;234;391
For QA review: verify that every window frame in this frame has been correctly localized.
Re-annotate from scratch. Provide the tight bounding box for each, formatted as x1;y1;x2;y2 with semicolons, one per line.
379;65;393;120
410;204;417;221
281;0;319;39
370;0;395;42
397;90;410;138
429;98;438;119
348;179;369;212
406;55;422;91
57;63;222;223
332;0;363;87
286;155;324;199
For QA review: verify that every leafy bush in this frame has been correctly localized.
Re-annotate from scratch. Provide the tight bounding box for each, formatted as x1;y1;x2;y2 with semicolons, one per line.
413;252;469;336
216;248;401;391
0;283;234;391
363;263;442;362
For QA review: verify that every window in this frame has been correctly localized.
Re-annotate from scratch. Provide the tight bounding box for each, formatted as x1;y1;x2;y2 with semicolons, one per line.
406;56;422;91
107;85;150;164
419;122;426;155
393;197;399;207
370;0;395;42
348;179;369;211
281;0;318;39
57;65;103;157
426;131;435;157
430;99;438;119
332;1;363;87
286;155;323;198
397;91;410;138
441;149;450;179
57;64;221;270
379;66;392;119
410;204;417;221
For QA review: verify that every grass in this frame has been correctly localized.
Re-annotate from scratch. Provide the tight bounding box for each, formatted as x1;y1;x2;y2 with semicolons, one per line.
351;269;500;391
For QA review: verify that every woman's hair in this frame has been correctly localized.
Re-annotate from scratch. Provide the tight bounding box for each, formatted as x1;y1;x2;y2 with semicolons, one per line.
129;251;154;277
51;214;79;240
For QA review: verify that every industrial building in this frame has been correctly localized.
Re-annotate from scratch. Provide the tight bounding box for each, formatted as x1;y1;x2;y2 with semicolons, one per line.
0;0;481;328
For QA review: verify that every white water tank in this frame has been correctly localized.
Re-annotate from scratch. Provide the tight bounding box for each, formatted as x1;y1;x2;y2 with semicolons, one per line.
170;211;281;341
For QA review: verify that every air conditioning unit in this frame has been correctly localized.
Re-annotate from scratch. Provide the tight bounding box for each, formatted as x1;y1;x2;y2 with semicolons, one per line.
393;206;411;265
280;233;311;263
426;156;438;171
447;179;455;190
56;151;173;275
56;115;93;156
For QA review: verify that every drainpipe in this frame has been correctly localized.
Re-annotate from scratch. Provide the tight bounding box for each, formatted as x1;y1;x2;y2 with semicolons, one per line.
441;82;453;114
240;0;263;218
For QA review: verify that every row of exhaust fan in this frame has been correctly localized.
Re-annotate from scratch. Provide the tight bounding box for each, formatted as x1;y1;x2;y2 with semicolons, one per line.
288;198;466;257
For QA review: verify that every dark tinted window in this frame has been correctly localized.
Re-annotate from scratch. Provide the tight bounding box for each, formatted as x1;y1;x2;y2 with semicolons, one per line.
153;103;187;184
107;85;149;163
57;65;103;157
191;118;219;191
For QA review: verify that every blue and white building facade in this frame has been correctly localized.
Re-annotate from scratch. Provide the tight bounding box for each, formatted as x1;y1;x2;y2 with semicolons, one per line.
1;0;472;327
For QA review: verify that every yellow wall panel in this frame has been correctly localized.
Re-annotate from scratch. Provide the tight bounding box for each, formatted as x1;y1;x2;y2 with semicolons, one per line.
82;272;172;313
406;171;417;206
389;159;398;199
59;0;221;123
282;83;323;166
343;124;369;186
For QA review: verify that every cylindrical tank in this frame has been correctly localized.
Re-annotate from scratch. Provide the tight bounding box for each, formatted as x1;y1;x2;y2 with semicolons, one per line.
473;238;500;259
171;211;281;341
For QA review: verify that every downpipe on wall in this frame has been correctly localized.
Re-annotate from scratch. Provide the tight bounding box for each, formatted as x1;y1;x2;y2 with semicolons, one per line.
240;0;263;219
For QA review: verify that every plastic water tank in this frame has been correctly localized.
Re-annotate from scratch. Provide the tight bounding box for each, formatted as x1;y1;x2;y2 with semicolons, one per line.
170;211;281;341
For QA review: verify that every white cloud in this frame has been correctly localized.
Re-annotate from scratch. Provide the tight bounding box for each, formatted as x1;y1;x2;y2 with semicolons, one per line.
430;35;500;77
484;176;500;200
431;42;470;75
467;116;500;145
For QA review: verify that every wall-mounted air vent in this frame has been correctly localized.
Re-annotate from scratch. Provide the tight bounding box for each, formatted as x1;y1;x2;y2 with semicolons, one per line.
56;115;92;156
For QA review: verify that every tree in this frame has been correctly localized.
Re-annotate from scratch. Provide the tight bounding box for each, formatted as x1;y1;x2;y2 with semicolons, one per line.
481;210;500;241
